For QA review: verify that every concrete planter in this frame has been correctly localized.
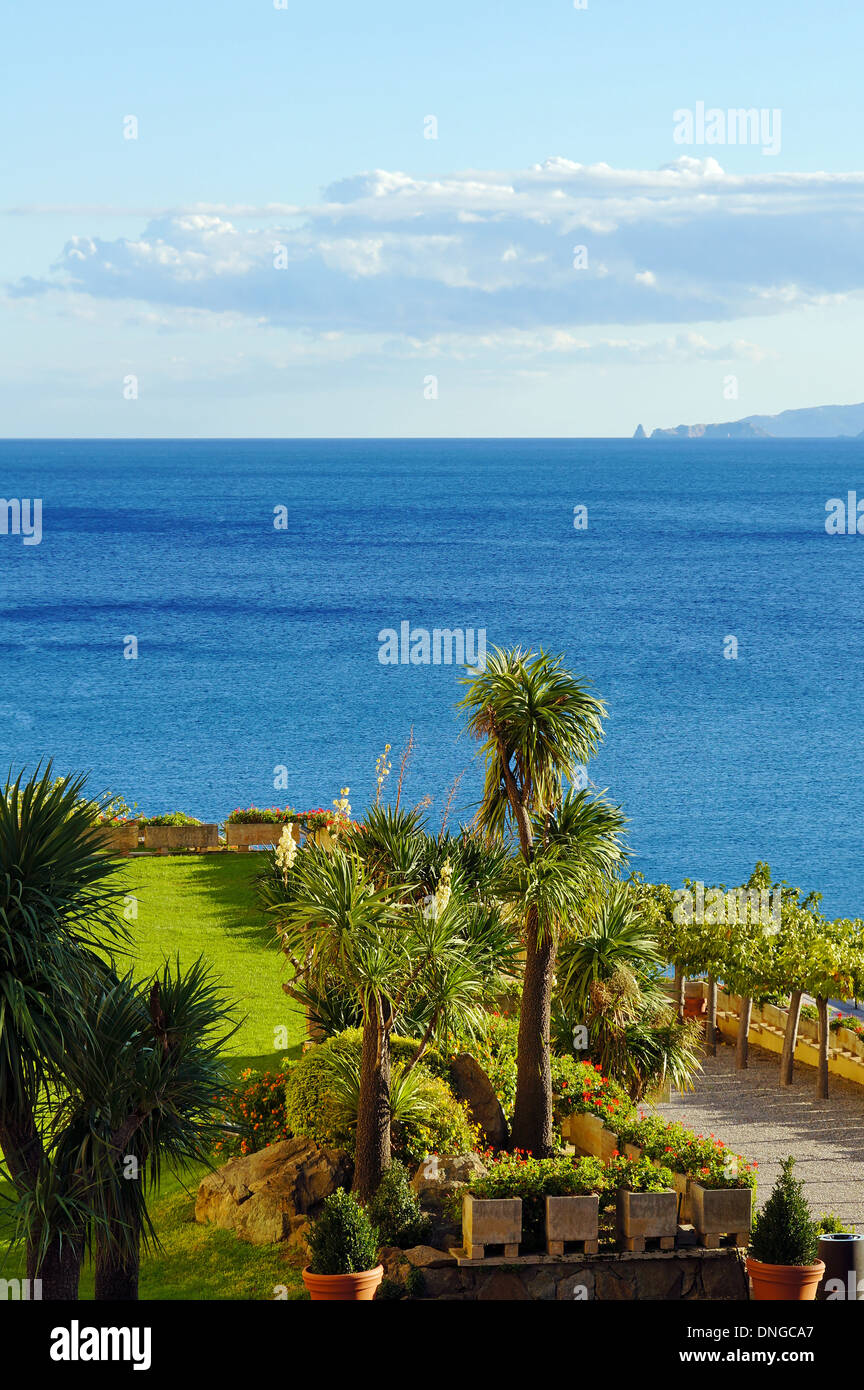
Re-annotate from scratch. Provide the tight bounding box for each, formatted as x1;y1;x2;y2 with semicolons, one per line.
616;1189;677;1252
835;1026;863;1054
95;822;140;853
308;826;336;850
623;1142;643;1162
462;1193;521;1260
225;821;299;849
545;1195;599;1256
689;1182;753;1247
142;823;218;852
564;1112;619;1159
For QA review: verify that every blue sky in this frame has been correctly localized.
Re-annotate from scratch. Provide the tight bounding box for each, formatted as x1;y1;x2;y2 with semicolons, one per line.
3;0;864;435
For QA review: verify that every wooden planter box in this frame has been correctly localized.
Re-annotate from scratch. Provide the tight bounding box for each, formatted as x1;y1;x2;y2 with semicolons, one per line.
616;1189;677;1252
545;1195;599;1256
95;822;140;853
564;1112;619;1159
462;1193;521;1260
142;823;218;852
689;1182;753;1248
225;821;300;850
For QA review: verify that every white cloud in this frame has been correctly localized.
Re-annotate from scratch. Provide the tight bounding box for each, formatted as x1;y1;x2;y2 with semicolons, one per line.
9;156;864;339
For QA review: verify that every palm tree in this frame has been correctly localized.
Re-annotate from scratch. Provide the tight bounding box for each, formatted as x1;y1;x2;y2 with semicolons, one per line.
0;766;126;1298
557;881;702;1097
460;647;624;1156
55;958;237;1300
269;836;516;1198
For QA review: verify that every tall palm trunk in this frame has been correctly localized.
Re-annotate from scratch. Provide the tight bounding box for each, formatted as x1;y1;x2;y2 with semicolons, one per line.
815;994;830;1099
511;918;557;1158
29;1235;83;1300
735;995;752;1069
780;989;803;1086
353;1003;391;1201
95;1226;140;1301
706;975;718;1055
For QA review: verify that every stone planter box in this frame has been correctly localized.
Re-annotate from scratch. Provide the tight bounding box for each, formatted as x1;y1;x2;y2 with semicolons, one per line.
462;1193;521;1260
689;1182;753;1248
616;1189;677;1252
545;1195;599;1256
622;1142;643;1162
95;822;140;853
225;821;300;850
142;823;219;852
836;1026;863;1055
564;1112;619;1159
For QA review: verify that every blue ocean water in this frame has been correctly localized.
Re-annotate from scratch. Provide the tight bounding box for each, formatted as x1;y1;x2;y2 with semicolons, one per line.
1;437;862;915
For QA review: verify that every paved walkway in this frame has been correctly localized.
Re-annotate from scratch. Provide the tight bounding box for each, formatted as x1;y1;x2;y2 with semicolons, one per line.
652;1038;864;1229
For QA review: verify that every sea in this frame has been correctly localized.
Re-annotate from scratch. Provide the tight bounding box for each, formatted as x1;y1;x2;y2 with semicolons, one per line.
1;437;862;917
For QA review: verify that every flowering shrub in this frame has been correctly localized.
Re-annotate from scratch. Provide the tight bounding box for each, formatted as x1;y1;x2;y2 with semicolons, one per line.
830;1012;864;1038
139;811;202;826
553;1056;633;1126
213;1067;292;1159
613;1112;756;1189
227;806;296;824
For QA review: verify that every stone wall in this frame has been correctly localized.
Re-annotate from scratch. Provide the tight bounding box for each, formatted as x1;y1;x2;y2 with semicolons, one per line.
415;1248;749;1301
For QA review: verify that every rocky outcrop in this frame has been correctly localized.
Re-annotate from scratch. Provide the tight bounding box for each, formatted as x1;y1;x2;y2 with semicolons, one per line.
449;1054;509;1149
195;1137;353;1245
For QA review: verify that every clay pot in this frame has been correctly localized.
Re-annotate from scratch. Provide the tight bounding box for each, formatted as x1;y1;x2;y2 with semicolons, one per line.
747;1257;825;1301
302;1265;384;1301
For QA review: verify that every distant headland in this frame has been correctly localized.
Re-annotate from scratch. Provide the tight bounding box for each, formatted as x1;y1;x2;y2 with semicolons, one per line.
634;401;864;440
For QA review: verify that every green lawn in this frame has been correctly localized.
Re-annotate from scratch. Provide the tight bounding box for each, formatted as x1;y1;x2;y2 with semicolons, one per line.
0;853;309;1300
119;852;306;1065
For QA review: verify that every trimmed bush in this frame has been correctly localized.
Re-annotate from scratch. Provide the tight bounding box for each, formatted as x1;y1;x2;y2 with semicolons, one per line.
307;1188;380;1275
749;1156;820;1266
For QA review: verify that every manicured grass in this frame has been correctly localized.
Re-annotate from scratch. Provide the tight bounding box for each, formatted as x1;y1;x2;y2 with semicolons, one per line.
118;852;306;1063
0;854;310;1301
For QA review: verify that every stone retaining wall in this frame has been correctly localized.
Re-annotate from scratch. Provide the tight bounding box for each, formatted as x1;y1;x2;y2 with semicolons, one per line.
415;1248;748;1301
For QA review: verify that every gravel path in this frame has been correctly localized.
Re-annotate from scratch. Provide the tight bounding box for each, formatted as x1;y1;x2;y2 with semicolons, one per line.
651;1038;864;1228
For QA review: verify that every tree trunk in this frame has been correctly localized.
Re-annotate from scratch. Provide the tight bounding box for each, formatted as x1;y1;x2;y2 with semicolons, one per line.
735;996;752;1069
0;1113;81;1299
95;1234;140;1301
28;1234;83;1300
352;1004;391;1201
815;994;830;1099
672;965;686;1021
706;975;718;1055
511;921;557;1158
780;989;803;1086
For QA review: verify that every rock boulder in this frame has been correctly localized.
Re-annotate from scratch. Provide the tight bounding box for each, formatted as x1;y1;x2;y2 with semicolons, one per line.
195;1137;353;1245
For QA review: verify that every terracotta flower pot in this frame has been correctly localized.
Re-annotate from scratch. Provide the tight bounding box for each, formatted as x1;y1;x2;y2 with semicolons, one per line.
302;1264;384;1301
747;1257;825;1301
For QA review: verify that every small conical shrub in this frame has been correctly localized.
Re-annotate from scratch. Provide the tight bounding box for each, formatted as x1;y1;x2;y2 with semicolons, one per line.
749;1156;819;1266
307;1188;380;1275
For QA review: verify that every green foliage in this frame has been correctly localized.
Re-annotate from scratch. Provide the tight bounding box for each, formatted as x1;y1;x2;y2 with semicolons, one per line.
815;1212;854;1236
307;1189;380;1276
606;1155;675;1194
227;806;296;824
367;1160;431;1248
283;1031;478;1162
452;1013;519;1120
748;1157;820;1266
551;1055;633;1125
